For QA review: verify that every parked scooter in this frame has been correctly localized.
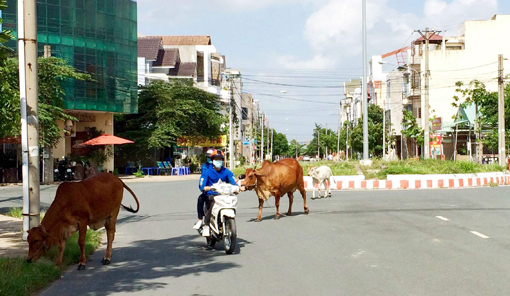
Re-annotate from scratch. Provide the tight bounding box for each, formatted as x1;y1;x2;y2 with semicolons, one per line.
57;157;74;181
197;181;239;254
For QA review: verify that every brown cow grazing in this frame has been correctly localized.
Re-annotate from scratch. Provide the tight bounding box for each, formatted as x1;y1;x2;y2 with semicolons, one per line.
242;158;309;221
27;173;139;270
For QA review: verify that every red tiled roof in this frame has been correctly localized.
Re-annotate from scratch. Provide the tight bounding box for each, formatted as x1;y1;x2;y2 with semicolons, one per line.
153;48;180;67
414;33;444;44
169;62;196;77
156;36;211;46
137;37;162;61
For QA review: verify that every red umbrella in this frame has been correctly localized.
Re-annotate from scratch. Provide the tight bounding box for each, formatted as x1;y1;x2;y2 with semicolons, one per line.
80;134;134;146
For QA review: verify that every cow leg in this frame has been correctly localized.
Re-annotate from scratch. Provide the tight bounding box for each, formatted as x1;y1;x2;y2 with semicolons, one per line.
255;198;264;222
326;179;331;197
274;192;281;220
286;191;294;216
102;217;116;265
299;185;309;215
312;184;316;200
55;240;66;267
77;223;87;270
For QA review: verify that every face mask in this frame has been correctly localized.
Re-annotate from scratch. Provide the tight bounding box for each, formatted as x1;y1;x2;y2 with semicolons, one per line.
207;159;212;164
213;160;223;168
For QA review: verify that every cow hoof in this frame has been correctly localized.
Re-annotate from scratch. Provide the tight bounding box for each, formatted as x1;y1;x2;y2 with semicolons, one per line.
305;209;310;215
274;215;280;220
77;264;86;270
101;258;111;265
255;218;261;222
286;212;292;216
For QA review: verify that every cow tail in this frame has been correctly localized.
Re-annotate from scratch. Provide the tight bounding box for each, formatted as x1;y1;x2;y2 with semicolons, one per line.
120;181;140;213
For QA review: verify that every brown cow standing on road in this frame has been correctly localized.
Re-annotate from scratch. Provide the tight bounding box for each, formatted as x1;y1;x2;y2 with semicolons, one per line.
27;173;139;270
242;158;309;221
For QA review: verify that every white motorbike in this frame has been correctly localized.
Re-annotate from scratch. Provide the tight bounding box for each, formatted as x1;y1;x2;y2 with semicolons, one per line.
198;181;239;254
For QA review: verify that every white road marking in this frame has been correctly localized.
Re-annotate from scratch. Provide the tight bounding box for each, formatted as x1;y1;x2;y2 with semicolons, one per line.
470;231;490;239
435;216;449;221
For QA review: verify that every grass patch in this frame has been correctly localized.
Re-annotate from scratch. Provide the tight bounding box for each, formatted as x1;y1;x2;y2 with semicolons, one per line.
5;208;46;220
0;258;61;296
232;159;506;180
0;208;102;296
231;160;359;177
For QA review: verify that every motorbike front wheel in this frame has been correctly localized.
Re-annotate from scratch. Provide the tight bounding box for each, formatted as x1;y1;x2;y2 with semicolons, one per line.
223;218;237;254
206;236;217;248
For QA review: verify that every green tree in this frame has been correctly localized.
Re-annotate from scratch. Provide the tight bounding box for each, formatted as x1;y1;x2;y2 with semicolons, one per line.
271;130;289;157
288;139;306;158
0;0;13;61
452;80;510;152
306;124;338;158
402;109;423;157
349;104;385;157
0;56;90;146
114;80;225;162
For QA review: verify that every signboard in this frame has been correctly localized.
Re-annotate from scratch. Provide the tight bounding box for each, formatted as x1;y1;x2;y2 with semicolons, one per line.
430;133;442;157
177;135;227;147
432;117;442;131
243;141;250;145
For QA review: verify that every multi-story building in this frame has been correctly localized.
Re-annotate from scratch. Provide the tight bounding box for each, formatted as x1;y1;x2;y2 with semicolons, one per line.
406;14;510;160
3;0;138;172
137;35;225;95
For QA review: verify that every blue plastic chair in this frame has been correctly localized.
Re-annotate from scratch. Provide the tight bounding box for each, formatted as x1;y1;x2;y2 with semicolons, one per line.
156;161;171;175
164;161;179;175
124;162;137;175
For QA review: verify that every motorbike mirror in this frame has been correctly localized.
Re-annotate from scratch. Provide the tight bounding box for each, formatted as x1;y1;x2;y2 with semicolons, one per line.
238;174;245;180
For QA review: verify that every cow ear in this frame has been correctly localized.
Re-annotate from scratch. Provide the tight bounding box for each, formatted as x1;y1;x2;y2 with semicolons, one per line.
254;171;265;177
39;225;49;237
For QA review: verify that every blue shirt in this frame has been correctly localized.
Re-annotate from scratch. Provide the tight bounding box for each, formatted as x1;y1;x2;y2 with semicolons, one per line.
200;162;212;175
199;166;237;195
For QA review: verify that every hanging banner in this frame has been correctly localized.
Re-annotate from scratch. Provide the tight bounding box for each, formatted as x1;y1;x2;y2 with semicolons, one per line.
432;117;442;131
177;135;227;147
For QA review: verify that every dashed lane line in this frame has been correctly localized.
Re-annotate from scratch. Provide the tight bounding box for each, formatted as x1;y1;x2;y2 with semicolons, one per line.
470;231;490;239
436;216;450;221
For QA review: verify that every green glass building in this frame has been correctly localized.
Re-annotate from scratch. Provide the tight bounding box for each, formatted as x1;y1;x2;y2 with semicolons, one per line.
3;0;138;114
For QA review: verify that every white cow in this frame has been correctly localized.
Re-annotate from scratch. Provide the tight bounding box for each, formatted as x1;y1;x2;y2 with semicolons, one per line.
308;166;334;199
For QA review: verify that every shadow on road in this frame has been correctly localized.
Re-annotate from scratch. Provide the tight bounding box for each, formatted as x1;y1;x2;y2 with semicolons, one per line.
53;234;251;295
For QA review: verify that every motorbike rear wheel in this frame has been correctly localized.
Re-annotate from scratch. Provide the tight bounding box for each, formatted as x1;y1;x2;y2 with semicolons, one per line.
223;218;237;254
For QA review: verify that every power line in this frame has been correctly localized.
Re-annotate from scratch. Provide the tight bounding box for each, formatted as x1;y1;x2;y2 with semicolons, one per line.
243;77;345;89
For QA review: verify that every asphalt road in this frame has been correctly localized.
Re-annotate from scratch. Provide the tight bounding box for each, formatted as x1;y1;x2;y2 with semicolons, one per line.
1;182;510;296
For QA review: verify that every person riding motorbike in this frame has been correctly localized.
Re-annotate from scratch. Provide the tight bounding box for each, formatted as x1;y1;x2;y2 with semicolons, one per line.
199;149;244;237
193;149;215;230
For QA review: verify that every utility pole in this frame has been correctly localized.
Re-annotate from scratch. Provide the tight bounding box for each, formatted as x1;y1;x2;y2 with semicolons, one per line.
362;0;369;161
382;99;386;160
261;113;264;163
317;128;320;159
337;109;341;156
346;107;350;159
229;74;235;169
498;54;506;167
271;129;274;161
416;28;440;159
19;0;40;240
476;102;483;163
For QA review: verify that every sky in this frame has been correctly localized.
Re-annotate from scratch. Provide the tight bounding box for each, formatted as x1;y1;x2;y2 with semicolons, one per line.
137;0;510;143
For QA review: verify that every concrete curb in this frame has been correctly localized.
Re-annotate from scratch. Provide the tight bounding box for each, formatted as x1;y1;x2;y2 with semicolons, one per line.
302;172;510;190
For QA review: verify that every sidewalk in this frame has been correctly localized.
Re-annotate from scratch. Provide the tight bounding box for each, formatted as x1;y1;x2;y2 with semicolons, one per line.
0;214;26;258
120;174;199;183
